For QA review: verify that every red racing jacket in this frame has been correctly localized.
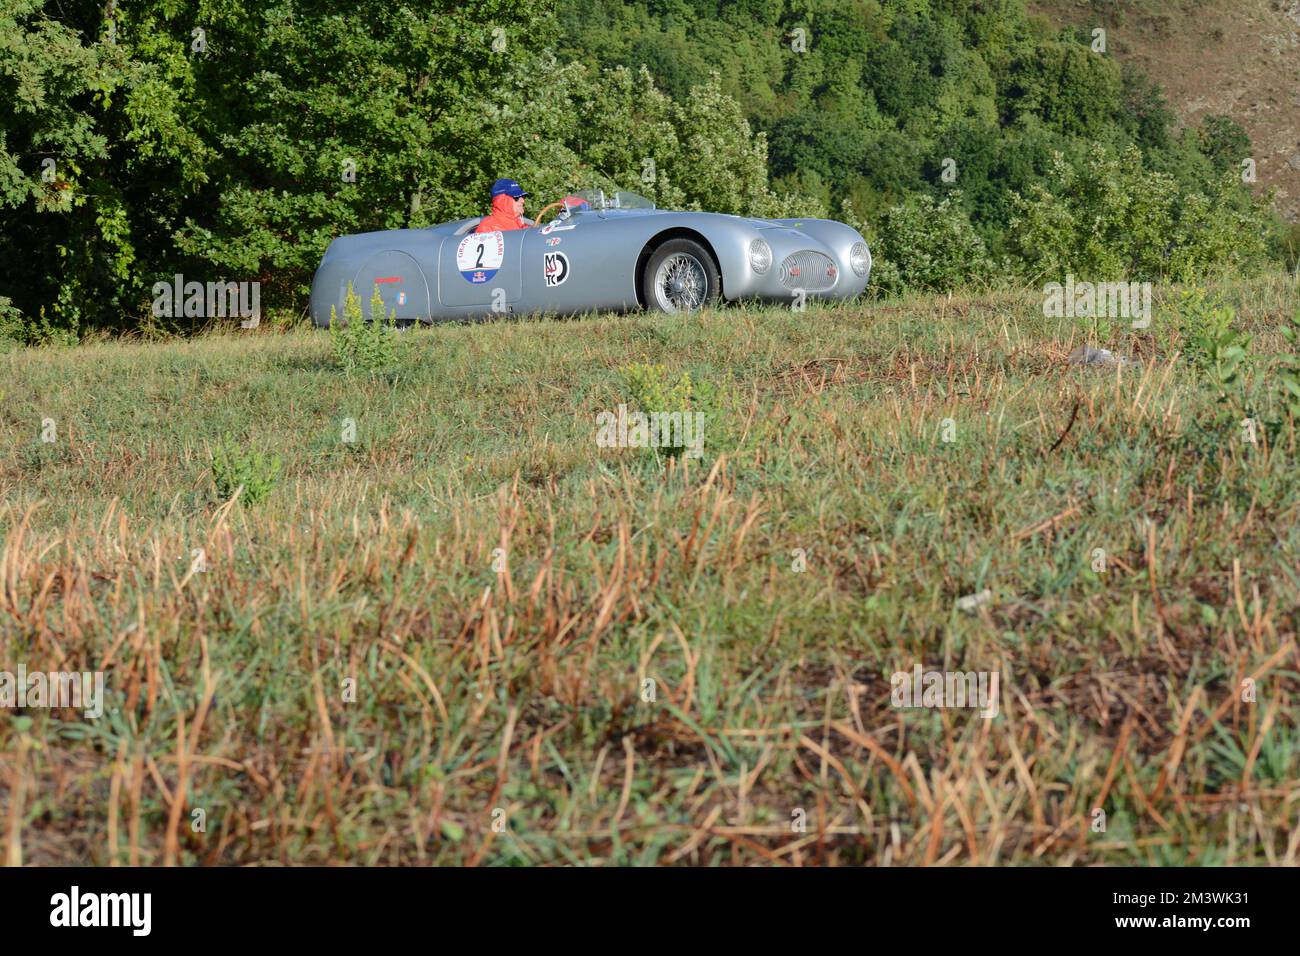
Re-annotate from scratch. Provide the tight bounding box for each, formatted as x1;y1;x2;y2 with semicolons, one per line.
475;193;527;233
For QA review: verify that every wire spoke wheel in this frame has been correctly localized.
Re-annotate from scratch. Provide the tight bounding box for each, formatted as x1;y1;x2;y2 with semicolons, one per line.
642;238;719;315
653;252;708;313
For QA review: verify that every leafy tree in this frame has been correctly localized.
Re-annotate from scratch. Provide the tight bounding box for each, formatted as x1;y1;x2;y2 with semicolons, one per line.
1197;114;1251;174
1118;61;1173;151
865;191;994;295
1000;41;1122;138
1;0;809;333
0;0;131;331
1009;146;1272;282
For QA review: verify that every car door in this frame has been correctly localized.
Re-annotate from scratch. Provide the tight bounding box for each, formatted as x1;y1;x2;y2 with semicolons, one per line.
438;228;525;308
518;213;639;314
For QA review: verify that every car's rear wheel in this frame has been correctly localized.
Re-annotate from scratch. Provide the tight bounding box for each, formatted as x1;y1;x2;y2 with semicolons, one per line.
644;239;720;314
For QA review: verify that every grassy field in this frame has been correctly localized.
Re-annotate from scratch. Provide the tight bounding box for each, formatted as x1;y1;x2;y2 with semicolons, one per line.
3;274;1300;866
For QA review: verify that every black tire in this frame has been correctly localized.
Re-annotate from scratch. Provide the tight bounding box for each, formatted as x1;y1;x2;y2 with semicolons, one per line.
642;238;721;314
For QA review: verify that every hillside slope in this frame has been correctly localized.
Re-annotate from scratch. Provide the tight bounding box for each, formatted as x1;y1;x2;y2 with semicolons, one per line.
1034;0;1300;221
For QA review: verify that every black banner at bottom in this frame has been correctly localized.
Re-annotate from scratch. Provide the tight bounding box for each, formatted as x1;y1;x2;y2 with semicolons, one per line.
2;865;1277;942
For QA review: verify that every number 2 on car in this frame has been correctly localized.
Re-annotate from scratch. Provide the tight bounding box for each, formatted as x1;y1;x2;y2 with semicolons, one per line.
456;231;505;284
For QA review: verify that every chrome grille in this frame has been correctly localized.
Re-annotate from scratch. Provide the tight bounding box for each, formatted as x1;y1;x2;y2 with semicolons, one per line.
779;251;838;291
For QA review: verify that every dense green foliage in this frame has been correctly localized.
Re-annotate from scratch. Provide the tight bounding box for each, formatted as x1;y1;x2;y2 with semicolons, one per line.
0;0;1288;338
1;0;793;337
561;0;1282;288
1009;146;1270;282
866;191;994;296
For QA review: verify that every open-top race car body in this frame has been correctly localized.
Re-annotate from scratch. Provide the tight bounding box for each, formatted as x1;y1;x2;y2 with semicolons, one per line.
309;189;872;325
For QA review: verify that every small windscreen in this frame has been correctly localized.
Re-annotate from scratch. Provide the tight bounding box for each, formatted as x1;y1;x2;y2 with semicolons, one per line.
570;189;655;211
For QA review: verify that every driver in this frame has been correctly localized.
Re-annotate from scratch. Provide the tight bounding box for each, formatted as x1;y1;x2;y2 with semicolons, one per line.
475;178;529;233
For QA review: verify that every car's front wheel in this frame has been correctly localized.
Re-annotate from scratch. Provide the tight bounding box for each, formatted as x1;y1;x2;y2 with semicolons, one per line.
643;239;720;314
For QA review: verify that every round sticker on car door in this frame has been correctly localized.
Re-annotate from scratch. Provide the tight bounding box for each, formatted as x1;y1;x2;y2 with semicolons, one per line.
543;251;570;287
456;231;505;284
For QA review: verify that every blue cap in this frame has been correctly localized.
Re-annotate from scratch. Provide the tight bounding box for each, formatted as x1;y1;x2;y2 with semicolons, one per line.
490;178;529;199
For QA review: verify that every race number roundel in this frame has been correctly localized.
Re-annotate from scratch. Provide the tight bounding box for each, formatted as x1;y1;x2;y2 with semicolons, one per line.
457;231;505;284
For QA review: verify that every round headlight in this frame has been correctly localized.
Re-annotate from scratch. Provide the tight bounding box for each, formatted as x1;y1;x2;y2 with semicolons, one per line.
748;238;772;274
850;241;871;277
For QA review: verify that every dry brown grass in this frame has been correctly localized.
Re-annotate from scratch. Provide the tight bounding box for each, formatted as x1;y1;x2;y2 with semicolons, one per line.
3;277;1300;864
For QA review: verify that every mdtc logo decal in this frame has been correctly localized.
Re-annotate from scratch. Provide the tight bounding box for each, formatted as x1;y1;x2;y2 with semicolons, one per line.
456;231;505;284
543;252;570;287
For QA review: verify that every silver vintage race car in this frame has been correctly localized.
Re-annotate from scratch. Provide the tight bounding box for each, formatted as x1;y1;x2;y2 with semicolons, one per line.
309;189;872;325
